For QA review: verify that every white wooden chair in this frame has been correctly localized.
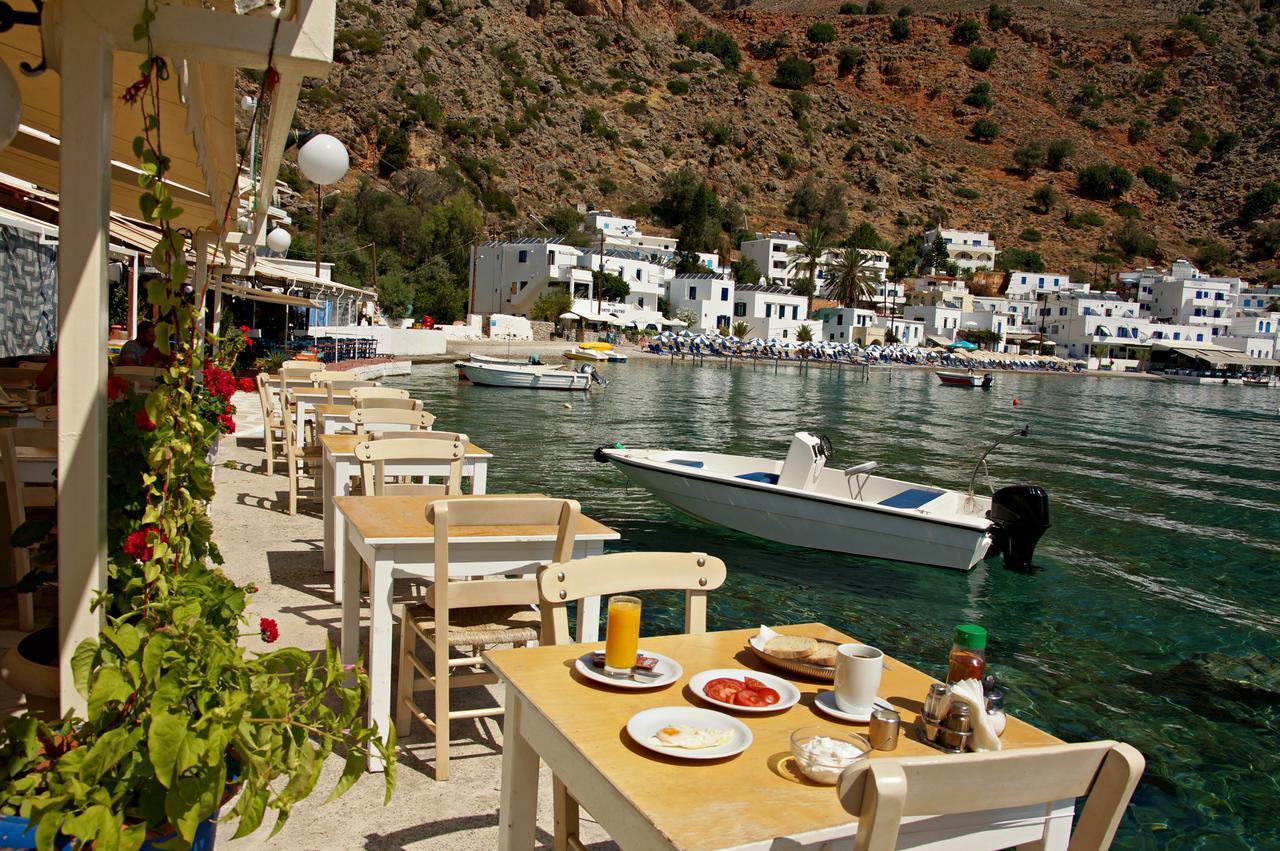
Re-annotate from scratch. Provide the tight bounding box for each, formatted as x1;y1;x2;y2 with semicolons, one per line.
355;435;465;497
536;551;728;848
1;428;57;631
349;408;436;435
32;407;56;425
836;740;1145;851
350;386;410;404
397;497;581;780
353;395;422;411
255;373;286;475
280;398;322;515
282;359;325;371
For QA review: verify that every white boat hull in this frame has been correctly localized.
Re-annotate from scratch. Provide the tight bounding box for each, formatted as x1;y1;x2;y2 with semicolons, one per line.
604;452;993;571
564;348;610;362
936;370;990;387
458;361;592;390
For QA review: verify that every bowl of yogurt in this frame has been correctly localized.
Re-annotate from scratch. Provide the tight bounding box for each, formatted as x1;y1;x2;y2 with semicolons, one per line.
789;726;872;785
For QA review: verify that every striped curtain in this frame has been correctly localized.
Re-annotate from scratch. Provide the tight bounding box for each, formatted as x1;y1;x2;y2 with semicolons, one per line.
0;224;57;358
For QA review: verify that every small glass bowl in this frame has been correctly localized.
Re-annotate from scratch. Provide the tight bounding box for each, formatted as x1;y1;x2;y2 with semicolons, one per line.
789;726;871;785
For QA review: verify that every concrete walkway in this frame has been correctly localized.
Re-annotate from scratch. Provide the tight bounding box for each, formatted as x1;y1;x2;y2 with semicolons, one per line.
217;391;614;849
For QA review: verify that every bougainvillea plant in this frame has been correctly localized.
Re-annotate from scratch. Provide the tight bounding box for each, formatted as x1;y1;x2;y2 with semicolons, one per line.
0;4;393;849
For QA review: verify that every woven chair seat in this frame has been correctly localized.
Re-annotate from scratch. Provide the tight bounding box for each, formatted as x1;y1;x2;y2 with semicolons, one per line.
408;603;540;647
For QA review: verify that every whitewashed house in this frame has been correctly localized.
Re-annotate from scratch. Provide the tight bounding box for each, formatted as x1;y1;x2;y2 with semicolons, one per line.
1005;271;1089;297
739;232;889;292
905;303;964;345
923;228;997;273
469;237;593;316
732;284;816;340
669;273;735;332
816;307;878;344
578;248;669;314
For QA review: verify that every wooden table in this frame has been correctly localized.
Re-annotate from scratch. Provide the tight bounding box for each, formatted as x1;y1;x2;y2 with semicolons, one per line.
312;403;355;438
320;433;492;586
287;389;353;447
487;624;1071;850
336;493;621;771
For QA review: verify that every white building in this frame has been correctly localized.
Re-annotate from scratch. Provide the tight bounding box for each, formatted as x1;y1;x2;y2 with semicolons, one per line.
579;248;669;314
732;285;814;339
469;237;593;316
1128;259;1243;339
905;303;964;343
739;232;887;292
669;273;734;332
816;307;877;344
924;228;997;273
1240;286;1280;312
1005;270;1089;297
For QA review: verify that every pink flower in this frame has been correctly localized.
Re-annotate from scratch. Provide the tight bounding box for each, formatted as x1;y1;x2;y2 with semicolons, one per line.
259;618;279;643
134;408;155;431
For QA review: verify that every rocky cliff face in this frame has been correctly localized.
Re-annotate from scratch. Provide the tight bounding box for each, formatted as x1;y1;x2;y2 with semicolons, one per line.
288;0;1280;276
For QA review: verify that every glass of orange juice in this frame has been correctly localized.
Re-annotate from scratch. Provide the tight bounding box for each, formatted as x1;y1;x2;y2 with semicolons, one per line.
603;595;642;677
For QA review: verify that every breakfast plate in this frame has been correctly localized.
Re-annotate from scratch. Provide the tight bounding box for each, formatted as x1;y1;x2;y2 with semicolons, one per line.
626;706;753;760
574;650;682;690
688;668;801;713
813;690;898;723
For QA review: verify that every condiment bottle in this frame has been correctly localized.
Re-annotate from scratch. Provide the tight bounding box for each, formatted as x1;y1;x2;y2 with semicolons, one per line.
939;703;972;753
946;624;987;684
985;689;1008;737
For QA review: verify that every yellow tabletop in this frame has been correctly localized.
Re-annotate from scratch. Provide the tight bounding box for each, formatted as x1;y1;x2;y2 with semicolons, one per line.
486;624;1061;851
312;403;354;417
334;493;618;543
319;433;491;457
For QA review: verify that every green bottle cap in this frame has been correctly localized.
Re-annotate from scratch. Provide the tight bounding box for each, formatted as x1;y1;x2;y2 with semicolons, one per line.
953;624;987;651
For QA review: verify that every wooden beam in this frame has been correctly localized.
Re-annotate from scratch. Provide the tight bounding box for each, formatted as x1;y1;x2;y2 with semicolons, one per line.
250;69;301;241
56;3;112;717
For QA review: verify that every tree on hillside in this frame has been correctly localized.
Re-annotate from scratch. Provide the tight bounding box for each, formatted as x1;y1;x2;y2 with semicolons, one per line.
826;247;879;309
732;256;762;286
419;191;484;281
787;226;830;318
594;270;631;301
407;255;467;323
920;232;949;273
652;168;727;253
846;221;886;250
531;290;573;322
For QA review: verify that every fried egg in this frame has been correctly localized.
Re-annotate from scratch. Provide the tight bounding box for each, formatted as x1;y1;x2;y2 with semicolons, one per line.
653;725;733;750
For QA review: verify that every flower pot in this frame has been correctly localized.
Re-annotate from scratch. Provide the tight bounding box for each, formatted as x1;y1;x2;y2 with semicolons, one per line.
0;811;219;850
0;627;59;720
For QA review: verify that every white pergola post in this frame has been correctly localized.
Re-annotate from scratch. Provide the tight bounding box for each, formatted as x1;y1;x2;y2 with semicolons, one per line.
192;229;211;355
55;6;112;716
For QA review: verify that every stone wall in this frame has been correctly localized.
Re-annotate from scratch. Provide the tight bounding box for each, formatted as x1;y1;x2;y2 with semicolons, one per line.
530;321;554;341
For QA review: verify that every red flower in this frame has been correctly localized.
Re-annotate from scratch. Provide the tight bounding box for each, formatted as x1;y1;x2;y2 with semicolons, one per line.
122;525;162;561
134;408;155;431
218;414;236;434
202;365;237;403
239;325;251;334
224;404;233;414
107;376;128;401
238;377;255;393
259;618;279;643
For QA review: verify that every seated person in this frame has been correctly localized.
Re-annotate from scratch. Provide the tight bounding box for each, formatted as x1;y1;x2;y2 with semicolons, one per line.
117;321;157;366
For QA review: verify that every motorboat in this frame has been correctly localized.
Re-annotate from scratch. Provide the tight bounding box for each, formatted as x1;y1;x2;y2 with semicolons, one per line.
455;360;604;391
468;353;542;366
937;370;993;388
595;431;1049;572
605;350;629;363
564;347;611;363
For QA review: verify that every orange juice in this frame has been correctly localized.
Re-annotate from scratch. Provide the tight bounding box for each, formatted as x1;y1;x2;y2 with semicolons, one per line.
603;596;642;674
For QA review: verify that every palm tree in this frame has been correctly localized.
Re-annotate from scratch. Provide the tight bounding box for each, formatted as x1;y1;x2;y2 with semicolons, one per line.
731;321;751;338
795;323;814;343
787;226;829;319
826;247;878;309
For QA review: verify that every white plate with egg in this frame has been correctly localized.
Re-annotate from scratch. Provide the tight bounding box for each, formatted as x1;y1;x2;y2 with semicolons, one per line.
626;706;753;760
574;650;682;690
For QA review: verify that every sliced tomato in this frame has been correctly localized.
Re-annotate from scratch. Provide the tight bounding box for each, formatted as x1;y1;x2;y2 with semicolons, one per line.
754;687;781;705
742;676;769;691
704;677;745;703
733;688;769;707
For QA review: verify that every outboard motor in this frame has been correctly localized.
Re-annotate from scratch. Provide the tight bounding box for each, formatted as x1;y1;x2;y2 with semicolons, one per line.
988;485;1051;571
579;364;608;387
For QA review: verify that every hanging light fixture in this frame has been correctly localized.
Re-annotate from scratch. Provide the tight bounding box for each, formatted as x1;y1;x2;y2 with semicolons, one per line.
296;133;349;186
266;226;292;254
0;60;20;151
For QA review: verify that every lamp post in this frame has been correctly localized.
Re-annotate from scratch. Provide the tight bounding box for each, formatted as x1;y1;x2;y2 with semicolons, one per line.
295;132;349;279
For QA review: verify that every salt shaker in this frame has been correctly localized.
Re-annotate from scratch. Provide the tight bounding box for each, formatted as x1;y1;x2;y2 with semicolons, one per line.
921;683;950;743
985;689;1008;737
939;703;972;753
868;708;901;751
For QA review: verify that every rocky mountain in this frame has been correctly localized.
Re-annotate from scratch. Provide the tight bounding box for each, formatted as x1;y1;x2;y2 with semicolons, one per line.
284;0;1280;281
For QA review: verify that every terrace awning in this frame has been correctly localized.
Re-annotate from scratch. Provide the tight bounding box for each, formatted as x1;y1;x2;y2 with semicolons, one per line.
1150;342;1273;368
217;278;318;308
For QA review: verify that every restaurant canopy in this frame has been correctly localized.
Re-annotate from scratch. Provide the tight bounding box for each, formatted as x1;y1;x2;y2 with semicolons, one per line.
1151;342;1273;368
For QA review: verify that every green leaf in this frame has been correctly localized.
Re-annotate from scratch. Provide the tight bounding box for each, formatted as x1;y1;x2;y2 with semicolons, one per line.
82;727;142;783
229;785;268;839
105;622;140;657
71;639;98;699
35;810;64;851
326;746;364;803
148;710;187;788
142;632;170;683
87;666;131;717
164;763;223;842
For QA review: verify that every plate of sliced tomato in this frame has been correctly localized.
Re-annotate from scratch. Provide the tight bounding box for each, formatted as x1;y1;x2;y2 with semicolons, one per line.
688;668;801;713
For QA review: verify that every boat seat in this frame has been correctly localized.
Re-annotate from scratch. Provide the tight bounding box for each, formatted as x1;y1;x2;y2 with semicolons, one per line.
736;471;780;485
878;488;944;510
669;459;704;468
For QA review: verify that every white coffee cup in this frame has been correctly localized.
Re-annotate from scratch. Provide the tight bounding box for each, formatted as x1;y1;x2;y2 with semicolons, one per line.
833;643;883;715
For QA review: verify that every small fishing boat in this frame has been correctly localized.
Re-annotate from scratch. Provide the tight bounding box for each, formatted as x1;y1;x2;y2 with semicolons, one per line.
937;369;993;388
1243;375;1274;387
595;431;1049;571
605;350;629;363
456;360;603;391
564;347;610;363
468;353;542;366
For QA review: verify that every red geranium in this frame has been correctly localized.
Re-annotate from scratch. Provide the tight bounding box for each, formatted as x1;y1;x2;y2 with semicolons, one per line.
259;617;279;643
134;408;155;431
122;525;162;561
239;325;251;334
218;414;236;434
238;377;255;393
107;375;128;401
202;364;237;402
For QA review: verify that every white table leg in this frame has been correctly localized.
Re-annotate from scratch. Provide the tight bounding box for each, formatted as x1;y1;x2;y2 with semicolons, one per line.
497;689;539;851
366;555;395;772
322;449;336;574
295;400;307;447
339;520;360;662
471;459;488;494
575;542;604;643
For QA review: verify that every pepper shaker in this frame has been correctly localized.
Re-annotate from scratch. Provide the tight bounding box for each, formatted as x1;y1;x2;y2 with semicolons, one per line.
868;708;901;751
939;703;972;753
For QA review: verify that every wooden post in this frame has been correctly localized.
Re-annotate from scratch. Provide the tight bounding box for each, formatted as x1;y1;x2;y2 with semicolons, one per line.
56;8;112;716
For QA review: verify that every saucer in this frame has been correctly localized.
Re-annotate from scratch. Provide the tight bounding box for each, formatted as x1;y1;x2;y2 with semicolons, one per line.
813;691;897;723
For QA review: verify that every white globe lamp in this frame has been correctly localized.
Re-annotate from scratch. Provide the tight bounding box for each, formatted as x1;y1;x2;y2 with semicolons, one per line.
266;227;292;254
0;61;22;151
297;133;349;186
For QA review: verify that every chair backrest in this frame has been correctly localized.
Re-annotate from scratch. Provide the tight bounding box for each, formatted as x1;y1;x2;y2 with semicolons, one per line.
353;395;422;411
427;498;581;613
836;740;1145;851
33;406;56;425
255;372;279;419
282;359;325;371
536;551;727;645
355;436;466;496
349;408;436;434
309;371;355;383
350;386;410;403
0;427;58;529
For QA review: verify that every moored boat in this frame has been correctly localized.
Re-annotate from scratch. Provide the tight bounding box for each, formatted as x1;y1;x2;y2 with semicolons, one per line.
564;347;610;363
937;369;993;388
595;431;1049;571
456;360;601;391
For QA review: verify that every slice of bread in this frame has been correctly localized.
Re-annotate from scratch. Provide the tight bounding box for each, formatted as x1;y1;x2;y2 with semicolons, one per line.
805;642;838;667
764;634;819;659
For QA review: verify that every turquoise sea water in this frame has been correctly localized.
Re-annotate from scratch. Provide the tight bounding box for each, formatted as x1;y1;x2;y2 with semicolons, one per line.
389;359;1280;848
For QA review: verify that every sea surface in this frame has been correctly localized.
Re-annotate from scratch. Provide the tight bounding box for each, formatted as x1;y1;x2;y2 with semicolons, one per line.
389;358;1280;848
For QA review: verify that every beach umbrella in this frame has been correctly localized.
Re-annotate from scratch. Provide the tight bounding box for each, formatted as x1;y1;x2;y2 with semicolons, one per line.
558;312;578;321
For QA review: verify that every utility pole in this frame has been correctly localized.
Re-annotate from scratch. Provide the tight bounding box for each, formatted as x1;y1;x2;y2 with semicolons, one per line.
597;228;605;315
